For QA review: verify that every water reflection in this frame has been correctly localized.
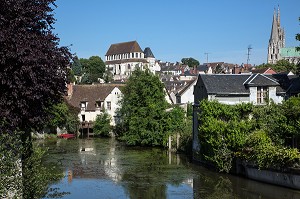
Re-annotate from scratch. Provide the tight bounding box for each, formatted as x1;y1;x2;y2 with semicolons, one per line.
42;138;300;199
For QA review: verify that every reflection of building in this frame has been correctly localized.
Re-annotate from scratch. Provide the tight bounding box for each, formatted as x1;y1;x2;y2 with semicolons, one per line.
267;7;300;64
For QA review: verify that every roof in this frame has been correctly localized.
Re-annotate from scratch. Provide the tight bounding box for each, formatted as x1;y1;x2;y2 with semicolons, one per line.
177;79;197;96
199;74;282;95
67;84;124;111
280;47;300;57
105;41;143;56
252;67;277;74
200;74;251;95
144;47;155;58
244;74;279;87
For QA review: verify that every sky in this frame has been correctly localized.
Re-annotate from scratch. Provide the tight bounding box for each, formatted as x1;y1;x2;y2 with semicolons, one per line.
53;0;300;66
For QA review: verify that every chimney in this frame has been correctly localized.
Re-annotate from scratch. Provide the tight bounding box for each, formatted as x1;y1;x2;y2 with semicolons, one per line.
67;83;73;97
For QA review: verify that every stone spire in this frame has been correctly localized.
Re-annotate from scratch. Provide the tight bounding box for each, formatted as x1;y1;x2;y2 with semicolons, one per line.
270;8;279;43
277;5;280;27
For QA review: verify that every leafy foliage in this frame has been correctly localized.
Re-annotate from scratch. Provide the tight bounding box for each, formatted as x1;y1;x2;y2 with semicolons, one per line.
80;56;106;84
255;60;297;73
46;101;80;134
0;133;63;199
198;99;300;172
0;1;71;197
181;57;200;67
93;112;112;137
117;68;168;146
71;56;83;76
0;0;72;134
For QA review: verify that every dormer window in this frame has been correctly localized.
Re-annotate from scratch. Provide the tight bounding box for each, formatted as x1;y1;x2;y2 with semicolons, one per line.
80;102;86;110
257;87;268;104
95;101;104;111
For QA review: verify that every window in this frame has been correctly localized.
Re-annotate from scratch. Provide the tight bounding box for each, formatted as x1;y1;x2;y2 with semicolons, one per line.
107;101;111;110
82;115;85;121
96;101;101;108
257;87;268;104
81;102;86;111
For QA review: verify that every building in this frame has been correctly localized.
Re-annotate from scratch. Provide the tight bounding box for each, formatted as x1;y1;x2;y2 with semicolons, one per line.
105;41;160;80
267;7;300;64
67;84;124;127
193;74;286;106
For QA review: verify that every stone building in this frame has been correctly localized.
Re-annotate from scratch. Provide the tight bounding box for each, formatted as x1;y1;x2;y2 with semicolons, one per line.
105;41;160;81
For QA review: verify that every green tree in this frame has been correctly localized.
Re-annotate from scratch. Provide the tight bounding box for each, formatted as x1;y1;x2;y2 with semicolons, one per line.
71;56;83;76
181;57;200;67
80;56;106;83
93;112;112;137
118;68;168;146
46;101;80;134
0;0;71;197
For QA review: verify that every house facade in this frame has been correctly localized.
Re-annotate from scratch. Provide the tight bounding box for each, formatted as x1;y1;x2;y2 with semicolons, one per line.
105;41;160;80
67;84;123;126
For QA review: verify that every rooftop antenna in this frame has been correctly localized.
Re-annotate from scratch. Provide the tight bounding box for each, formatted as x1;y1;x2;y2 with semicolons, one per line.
246;45;252;66
204;52;211;64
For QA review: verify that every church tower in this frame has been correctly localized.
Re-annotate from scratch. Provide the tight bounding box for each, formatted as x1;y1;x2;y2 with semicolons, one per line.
267;6;285;64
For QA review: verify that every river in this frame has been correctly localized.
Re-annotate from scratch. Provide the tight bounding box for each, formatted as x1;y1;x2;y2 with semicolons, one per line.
41;138;300;199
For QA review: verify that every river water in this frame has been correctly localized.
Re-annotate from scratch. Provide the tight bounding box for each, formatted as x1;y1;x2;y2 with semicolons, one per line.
41;138;300;199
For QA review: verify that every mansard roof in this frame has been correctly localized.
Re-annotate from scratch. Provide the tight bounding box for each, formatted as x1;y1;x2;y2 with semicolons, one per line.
105;41;143;56
67;84;124;111
144;47;155;58
200;74;251;95
198;74;282;95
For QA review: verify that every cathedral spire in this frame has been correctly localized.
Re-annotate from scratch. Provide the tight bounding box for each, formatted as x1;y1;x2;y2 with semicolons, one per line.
270;8;279;42
277;5;280;27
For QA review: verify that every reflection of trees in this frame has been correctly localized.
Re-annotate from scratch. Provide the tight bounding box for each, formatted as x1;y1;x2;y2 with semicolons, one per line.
194;175;234;199
121;148;191;199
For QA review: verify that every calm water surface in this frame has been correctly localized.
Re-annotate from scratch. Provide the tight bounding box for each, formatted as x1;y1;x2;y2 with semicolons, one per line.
41;138;300;199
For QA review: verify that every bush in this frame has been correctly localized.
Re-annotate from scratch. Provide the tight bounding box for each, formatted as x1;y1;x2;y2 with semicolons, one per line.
93;112;112;137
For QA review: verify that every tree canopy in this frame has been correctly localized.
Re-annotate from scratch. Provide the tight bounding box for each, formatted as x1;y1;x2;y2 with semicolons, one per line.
255;59;297;73
80;56;106;84
181;57;200;67
0;0;72;197
0;0;72;134
117;68;168;146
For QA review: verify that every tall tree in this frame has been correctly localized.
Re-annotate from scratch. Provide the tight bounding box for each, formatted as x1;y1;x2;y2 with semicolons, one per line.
71;56;83;76
181;57;200;67
80;56;106;83
0;0;71;197
117;68;168;146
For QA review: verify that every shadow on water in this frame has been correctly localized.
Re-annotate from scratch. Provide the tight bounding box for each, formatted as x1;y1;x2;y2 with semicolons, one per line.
40;138;300;199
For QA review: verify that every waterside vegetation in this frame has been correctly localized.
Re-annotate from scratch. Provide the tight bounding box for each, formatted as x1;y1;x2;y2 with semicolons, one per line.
197;98;300;173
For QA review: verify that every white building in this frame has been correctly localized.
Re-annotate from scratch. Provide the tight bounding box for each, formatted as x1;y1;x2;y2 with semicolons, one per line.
67;84;124;126
105;41;160;80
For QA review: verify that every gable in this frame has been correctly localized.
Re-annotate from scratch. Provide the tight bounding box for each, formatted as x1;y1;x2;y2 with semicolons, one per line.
244;74;279;87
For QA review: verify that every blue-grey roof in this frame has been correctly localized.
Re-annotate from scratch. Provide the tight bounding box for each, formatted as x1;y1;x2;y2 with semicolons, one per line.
199;74;282;95
200;74;251;94
144;47;155;58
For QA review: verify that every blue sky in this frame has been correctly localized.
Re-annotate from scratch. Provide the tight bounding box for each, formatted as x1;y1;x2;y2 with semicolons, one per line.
53;0;300;65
